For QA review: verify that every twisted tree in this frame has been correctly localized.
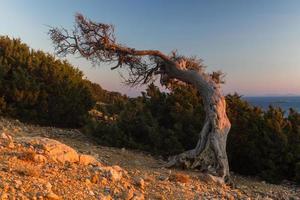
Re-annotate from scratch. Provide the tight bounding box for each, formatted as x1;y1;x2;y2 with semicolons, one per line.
49;13;231;182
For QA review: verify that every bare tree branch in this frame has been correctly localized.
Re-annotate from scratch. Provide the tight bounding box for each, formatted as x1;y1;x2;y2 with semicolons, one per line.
49;13;177;86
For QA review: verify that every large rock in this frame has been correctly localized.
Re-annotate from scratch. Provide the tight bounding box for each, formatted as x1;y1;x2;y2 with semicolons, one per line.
17;137;79;164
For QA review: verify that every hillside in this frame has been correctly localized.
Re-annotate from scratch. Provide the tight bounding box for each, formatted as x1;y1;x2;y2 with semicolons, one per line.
0;117;299;200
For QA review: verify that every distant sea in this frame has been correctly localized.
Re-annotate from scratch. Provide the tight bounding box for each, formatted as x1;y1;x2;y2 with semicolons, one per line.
243;96;300;113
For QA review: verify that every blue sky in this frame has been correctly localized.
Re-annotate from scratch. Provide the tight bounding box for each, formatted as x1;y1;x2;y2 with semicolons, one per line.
1;0;300;96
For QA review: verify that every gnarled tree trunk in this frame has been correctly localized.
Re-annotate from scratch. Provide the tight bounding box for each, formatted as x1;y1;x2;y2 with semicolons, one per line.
49;13;231;182
160;61;231;182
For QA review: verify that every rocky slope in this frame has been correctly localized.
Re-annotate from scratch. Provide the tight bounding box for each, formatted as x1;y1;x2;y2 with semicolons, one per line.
0;117;299;200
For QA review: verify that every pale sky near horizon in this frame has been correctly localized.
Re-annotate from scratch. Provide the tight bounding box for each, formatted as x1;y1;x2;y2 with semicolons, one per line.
1;0;300;96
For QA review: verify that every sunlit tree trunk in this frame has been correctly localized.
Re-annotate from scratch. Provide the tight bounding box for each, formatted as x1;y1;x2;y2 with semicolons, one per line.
161;61;231;182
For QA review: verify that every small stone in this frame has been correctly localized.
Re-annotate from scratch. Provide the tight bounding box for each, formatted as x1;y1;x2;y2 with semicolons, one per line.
104;187;110;194
0;192;8;199
85;179;91;185
34;154;47;163
226;193;234;200
9;186;16;194
14;180;22;189
79;154;98;166
100;177;108;185
134;177;145;190
8;142;15;148
153;194;166;200
99;194;112;200
91;174;99;184
132;192;145;200
158;175;168;181
45;182;52;191
263;197;272;200
46;192;61;200
123;188;134;200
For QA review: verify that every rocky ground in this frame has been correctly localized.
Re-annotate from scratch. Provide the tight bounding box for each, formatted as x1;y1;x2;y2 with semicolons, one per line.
0;117;299;200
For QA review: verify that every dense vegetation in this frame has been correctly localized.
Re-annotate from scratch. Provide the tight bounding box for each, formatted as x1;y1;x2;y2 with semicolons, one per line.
0;36;94;127
84;84;300;184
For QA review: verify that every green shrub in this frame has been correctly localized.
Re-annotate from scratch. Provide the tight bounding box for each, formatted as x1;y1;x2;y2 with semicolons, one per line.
0;36;94;127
